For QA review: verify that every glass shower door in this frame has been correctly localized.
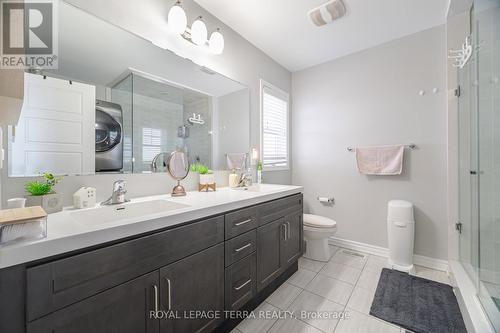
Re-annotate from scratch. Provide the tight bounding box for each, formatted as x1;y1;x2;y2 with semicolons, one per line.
476;0;500;330
457;36;479;283
458;1;500;330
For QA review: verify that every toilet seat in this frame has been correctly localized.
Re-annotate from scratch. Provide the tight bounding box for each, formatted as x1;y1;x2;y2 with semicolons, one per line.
303;214;337;261
304;214;337;229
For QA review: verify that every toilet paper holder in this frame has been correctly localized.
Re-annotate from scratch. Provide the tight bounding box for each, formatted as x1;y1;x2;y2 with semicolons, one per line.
317;197;334;204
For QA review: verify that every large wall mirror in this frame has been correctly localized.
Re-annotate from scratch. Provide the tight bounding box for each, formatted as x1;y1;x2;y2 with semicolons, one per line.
7;1;250;177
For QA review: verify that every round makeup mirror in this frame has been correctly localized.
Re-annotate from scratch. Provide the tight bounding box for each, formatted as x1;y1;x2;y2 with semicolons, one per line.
167;151;190;196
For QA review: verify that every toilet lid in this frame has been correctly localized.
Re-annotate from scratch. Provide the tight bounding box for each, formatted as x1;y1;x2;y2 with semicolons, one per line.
303;214;337;228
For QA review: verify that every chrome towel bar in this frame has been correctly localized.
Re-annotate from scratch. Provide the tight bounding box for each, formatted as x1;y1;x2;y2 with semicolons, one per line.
347;144;417;152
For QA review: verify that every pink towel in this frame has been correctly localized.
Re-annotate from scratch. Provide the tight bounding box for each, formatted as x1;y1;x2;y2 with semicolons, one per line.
355;145;404;175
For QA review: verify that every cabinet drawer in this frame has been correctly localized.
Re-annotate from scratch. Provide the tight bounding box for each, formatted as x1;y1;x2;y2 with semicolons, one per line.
224;230;256;267
258;194;303;226
225;206;258;239
26;215;224;321
225;253;256;311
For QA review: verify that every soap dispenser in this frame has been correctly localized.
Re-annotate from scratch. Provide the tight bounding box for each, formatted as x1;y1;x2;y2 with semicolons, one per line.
229;169;239;188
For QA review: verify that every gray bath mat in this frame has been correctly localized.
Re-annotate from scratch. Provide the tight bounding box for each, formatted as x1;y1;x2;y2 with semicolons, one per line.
370;268;467;333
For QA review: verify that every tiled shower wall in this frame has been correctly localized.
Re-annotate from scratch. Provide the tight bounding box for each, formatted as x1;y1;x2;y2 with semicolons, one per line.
183;97;212;167
132;94;184;173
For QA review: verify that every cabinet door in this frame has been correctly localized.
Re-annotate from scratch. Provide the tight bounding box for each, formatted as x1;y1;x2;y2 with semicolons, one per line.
160;243;224;333
282;211;303;266
27;271;159;333
256;218;286;291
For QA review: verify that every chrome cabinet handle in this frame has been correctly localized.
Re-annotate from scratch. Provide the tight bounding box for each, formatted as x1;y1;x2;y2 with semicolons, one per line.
235;218;252;226
287;222;291;239
281;224;286;240
234;279;252;291
166;278;172;310
284;223;288;240
153;285;159;312
234;243;252;252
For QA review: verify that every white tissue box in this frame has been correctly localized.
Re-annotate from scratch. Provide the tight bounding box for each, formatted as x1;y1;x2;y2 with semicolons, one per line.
0;206;47;245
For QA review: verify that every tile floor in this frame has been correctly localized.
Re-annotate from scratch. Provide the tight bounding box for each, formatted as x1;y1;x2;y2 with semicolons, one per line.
233;245;451;333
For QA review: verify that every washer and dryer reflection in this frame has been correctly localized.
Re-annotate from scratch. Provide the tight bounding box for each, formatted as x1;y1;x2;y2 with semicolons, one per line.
95;100;124;172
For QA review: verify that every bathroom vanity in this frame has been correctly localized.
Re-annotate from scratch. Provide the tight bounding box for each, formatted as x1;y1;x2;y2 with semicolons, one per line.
0;185;303;333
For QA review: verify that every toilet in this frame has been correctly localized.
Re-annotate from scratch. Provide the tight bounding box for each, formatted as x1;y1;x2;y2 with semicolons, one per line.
303;214;337;262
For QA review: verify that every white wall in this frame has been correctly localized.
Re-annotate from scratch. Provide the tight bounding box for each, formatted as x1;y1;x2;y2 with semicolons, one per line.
0;0;291;207
292;26;448;260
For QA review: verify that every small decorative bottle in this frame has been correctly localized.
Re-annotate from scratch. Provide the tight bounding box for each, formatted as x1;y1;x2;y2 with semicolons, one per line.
245;166;253;186
257;161;263;184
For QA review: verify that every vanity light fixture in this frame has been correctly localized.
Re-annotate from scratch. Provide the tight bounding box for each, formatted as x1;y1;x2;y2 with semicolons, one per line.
167;1;187;34
167;2;225;54
209;28;224;55
191;16;208;46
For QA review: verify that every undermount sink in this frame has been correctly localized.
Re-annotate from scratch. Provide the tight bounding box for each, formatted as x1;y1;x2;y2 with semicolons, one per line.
70;200;190;226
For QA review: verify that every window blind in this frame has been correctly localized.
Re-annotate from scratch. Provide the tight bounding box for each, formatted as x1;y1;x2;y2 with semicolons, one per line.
142;128;162;162
262;87;288;168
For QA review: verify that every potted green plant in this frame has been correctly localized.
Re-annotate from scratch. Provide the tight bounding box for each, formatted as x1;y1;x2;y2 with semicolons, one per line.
191;163;216;191
25;172;64;213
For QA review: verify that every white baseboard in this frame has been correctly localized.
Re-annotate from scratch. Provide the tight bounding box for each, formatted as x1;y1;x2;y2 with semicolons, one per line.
329;236;388;257
329;236;449;272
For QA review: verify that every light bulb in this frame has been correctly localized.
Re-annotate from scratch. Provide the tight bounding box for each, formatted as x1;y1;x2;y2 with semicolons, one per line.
191;17;207;46
168;2;187;35
209;30;224;54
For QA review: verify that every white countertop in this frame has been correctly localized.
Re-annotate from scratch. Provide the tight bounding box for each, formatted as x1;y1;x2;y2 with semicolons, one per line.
0;184;302;269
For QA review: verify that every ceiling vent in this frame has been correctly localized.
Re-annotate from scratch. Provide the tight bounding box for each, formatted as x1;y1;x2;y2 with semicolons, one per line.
308;0;347;27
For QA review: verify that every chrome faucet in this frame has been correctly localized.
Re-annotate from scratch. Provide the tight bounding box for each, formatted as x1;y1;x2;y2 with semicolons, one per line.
101;180;130;205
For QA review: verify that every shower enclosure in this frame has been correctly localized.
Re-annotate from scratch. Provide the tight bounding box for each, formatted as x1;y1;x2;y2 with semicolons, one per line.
110;72;212;174
457;0;500;330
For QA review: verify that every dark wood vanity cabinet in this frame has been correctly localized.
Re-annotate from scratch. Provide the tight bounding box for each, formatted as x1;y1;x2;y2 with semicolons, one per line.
25;215;225;321
0;193;303;333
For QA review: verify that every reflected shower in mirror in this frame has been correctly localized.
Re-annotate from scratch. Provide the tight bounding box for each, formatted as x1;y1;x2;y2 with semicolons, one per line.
7;1;250;177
